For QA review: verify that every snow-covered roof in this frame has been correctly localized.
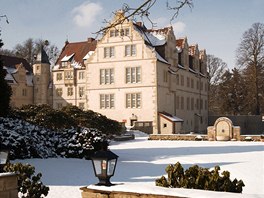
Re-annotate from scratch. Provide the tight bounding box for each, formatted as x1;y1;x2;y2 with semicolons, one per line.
189;68;198;74
134;25;166;47
53;65;60;70
71;60;82;69
3;66;18;74
155;51;169;64
61;53;75;62
4;73;16;84
160;112;183;122
83;51;94;60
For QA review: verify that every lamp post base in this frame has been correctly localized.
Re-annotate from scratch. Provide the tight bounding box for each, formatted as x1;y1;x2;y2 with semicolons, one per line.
96;178;115;186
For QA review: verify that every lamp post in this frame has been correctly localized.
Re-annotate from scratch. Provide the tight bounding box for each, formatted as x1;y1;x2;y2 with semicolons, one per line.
0;149;9;173
91;150;118;186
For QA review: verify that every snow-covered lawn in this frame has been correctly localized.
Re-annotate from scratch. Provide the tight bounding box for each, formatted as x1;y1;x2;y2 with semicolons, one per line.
15;132;264;198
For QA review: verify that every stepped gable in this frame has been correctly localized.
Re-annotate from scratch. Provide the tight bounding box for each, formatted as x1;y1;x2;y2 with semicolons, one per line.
176;38;184;48
56;38;97;68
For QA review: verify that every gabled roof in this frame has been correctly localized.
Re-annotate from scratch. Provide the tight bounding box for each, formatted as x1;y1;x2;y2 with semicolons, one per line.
55;38;97;68
159;112;184;122
0;55;32;73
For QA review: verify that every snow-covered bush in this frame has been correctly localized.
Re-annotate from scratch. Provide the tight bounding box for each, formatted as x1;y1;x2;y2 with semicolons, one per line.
4;162;49;198
0;117;106;159
11;104;122;136
156;162;245;193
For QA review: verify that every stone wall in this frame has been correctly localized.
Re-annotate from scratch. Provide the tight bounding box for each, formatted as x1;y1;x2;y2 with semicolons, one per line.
149;134;208;141
0;173;18;198
81;187;186;198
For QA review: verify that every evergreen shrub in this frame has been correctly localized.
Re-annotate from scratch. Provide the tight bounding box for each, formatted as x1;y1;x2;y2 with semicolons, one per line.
156;162;245;193
4;162;49;198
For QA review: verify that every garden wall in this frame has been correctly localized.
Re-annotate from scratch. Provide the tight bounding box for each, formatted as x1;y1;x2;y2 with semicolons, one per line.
0;173;17;198
208;115;264;135
81;187;186;198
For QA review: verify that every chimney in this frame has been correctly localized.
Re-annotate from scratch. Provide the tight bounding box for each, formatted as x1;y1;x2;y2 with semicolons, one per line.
87;37;95;43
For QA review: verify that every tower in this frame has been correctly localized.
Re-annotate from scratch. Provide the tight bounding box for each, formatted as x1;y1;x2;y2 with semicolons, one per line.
32;46;51;105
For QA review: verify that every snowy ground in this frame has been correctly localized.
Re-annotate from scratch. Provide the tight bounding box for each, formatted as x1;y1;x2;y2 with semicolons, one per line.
15;131;264;198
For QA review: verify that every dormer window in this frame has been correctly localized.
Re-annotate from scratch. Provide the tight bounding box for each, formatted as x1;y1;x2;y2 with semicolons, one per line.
61;53;74;67
61;61;67;67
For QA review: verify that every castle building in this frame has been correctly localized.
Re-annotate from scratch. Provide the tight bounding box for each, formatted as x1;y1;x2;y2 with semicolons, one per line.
53;11;208;134
3;11;208;134
1;48;51;108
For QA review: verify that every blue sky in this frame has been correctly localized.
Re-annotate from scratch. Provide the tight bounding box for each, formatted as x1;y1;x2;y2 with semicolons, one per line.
1;0;263;68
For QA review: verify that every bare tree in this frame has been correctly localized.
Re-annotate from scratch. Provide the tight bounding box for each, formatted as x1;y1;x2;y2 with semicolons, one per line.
13;38;59;66
236;23;264;115
207;54;228;115
95;0;193;35
207;54;228;85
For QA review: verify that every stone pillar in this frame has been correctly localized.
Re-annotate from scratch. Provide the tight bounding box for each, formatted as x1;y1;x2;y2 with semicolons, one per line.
207;126;215;141
0;173;18;198
232;126;241;141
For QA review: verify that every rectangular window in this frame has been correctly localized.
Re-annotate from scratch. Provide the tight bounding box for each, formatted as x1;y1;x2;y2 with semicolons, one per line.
196;98;199;110
100;94;114;109
100;68;114;84
187;77;190;87
56;73;62;81
181;96;184;110
163;70;168;83
191;78;194;88
200;99;203;110
187;97;190;110
22;89;27;96
110;30;115;37
124;28;130;36
64;71;73;80
191;98;194;110
61;62;67;67
176;96;179;110
180;75;184;86
176;74;179;85
125;45;136;56
79;71;84;80
67;87;73;96
104;47;115;58
79;87;84;97
197;80;200;90
56;88;63;96
126;67;141;83
126;93;141;108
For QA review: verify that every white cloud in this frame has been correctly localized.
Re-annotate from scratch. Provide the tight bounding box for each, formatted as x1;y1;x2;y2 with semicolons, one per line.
172;21;186;35
72;1;103;28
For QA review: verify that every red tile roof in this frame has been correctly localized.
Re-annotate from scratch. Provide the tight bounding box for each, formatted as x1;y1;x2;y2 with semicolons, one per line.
56;38;97;67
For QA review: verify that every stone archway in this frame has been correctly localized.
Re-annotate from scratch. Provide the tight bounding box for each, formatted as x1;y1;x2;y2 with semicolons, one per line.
214;117;233;141
207;117;241;141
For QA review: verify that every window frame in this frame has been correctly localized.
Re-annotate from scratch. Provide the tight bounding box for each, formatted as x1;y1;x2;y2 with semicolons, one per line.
126;93;141;108
125;66;141;84
100;94;115;109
